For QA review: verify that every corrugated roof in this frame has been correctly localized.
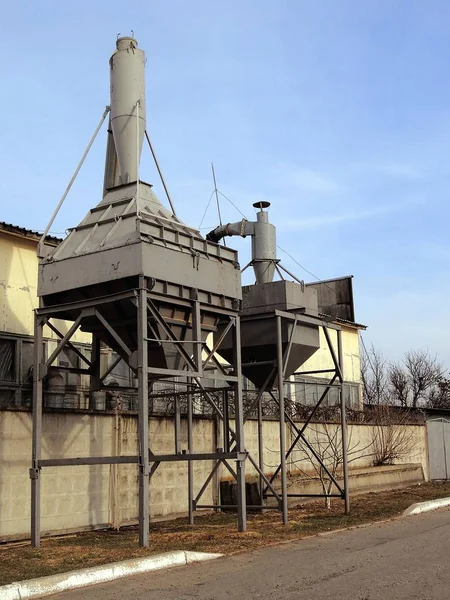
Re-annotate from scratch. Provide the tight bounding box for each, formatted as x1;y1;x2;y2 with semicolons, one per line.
319;313;367;330
0;222;62;245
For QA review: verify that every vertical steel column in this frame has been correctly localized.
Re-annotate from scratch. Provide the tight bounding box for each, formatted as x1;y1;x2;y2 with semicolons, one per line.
89;335;102;409
189;296;202;523
276;316;288;524
223;389;230;452
191;296;202;375
257;392;264;501
337;329;350;514
187;383;194;525
137;279;150;546
174;396;181;454
31;314;44;547
232;315;247;532
213;413;221;512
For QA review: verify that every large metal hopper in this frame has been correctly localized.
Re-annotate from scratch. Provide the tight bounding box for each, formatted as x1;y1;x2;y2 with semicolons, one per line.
215;280;321;389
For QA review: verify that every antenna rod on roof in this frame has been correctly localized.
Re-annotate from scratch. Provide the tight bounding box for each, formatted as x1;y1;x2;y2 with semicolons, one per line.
211;162;225;246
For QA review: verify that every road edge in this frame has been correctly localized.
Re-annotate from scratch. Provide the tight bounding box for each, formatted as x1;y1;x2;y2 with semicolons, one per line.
403;496;450;516
0;550;223;600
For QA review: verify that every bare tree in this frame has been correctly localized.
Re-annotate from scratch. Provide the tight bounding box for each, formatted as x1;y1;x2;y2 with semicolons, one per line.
427;377;450;409
390;350;444;408
370;404;417;466
284;424;373;508
388;364;410;407
406;350;444;408
361;344;390;405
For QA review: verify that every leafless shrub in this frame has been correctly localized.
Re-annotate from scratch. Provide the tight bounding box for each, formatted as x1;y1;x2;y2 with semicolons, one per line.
370;404;417;466
266;424;373;508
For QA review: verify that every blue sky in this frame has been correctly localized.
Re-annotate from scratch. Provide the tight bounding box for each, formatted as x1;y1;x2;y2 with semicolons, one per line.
2;1;450;366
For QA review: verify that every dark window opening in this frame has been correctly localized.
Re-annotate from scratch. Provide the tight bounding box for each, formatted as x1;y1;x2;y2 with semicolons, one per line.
0;339;16;382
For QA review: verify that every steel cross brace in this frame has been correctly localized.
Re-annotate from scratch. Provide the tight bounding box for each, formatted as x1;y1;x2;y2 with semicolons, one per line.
146;298;235;420
45;314;83;368
202;318;235;371
272;392;344;495
263;372;339;495
193;455;246;508
146;299;202;377
45;319;92;368
145;299;248;526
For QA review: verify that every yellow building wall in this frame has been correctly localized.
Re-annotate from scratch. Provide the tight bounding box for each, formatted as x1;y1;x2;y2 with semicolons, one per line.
0;232;91;344
300;325;361;383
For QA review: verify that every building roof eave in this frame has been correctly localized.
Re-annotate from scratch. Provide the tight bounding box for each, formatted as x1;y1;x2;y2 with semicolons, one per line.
0;222;62;246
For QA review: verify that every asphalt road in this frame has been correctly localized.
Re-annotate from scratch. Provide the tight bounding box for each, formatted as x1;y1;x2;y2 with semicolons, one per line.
51;508;450;600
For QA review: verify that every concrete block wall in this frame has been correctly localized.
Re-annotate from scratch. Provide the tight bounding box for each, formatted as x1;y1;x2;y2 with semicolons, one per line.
256;421;429;481
0;412;113;538
0;409;429;541
0;411;216;541
118;416;216;523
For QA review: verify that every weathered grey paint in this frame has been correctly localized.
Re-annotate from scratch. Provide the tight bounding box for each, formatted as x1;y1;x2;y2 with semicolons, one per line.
427;419;450;480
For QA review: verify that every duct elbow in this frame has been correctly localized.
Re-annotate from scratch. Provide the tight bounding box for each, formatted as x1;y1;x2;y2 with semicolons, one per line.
206;220;252;244
206;227;225;244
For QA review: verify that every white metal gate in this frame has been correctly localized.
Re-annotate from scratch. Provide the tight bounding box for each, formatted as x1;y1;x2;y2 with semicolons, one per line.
427;418;450;480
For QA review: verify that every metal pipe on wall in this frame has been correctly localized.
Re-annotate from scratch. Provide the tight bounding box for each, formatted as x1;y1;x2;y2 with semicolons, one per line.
137;278;150;546
232;316;247;532
187;395;194;525
31;315;44;548
338;329;350;514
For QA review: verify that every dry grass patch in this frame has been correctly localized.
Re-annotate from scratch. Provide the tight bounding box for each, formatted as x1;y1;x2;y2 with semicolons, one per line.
1;481;450;586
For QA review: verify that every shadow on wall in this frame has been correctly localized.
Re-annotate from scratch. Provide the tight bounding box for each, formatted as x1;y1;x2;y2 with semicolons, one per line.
40;413;109;534
88;414;110;529
1;234;39;336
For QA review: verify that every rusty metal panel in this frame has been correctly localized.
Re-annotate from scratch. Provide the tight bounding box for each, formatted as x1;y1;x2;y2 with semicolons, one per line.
306;276;355;322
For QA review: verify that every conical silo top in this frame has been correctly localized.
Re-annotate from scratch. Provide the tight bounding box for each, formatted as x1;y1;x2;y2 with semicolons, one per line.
38;36;242;311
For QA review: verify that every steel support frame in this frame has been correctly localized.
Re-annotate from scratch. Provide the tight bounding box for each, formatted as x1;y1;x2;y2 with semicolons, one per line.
244;311;350;522
30;283;247;547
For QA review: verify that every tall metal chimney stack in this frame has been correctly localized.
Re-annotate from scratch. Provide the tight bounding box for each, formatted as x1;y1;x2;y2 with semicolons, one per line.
251;201;277;284
108;36;146;185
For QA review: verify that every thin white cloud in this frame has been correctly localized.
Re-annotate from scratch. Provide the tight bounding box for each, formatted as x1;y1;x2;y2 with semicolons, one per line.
373;163;422;178
276;203;401;231
361;285;450;366
277;165;341;194
351;161;425;180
